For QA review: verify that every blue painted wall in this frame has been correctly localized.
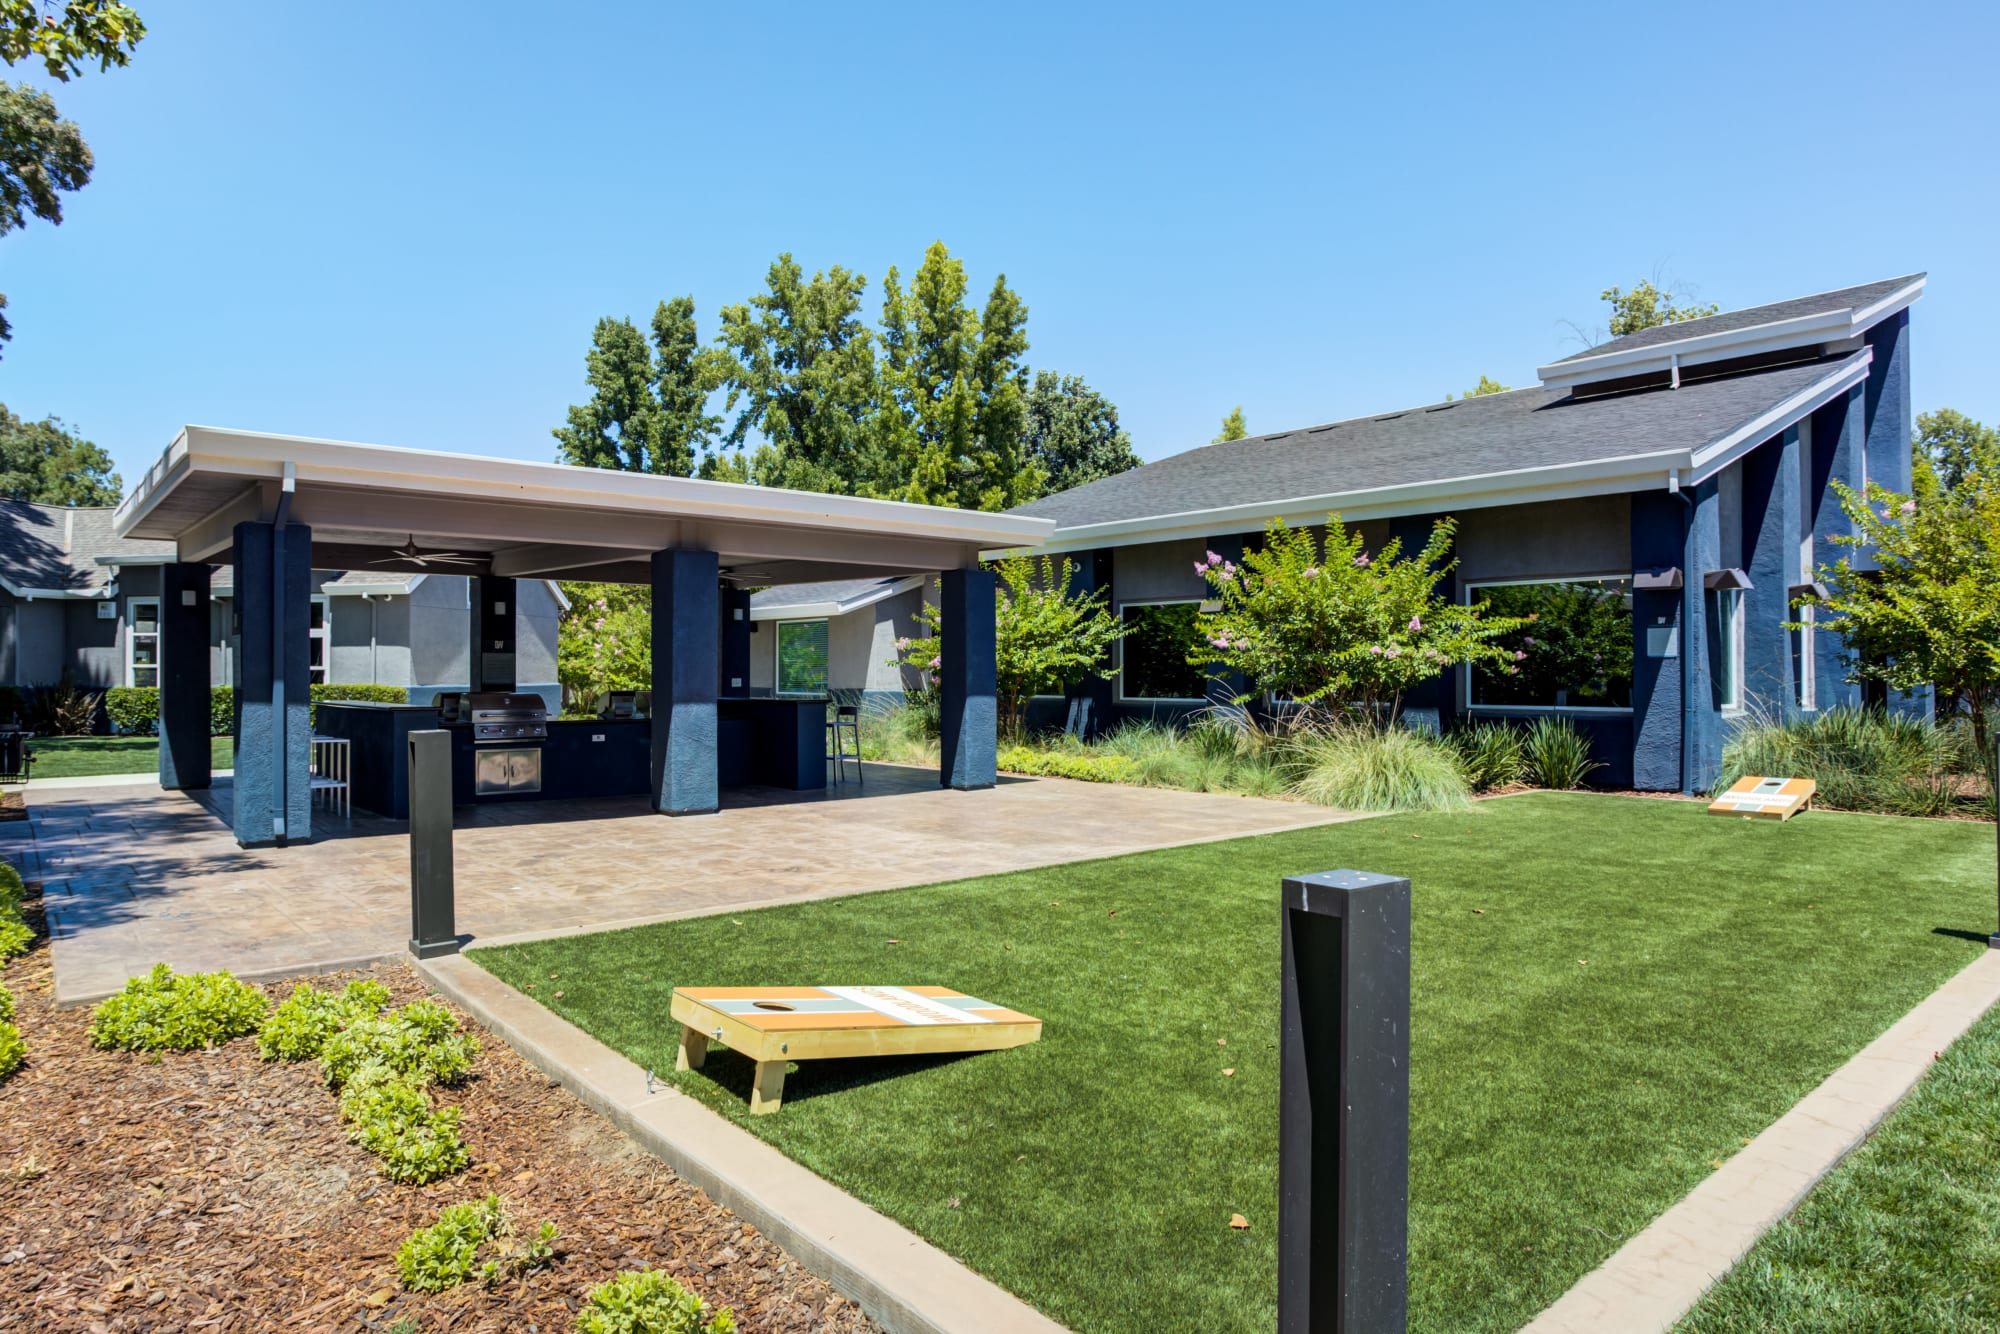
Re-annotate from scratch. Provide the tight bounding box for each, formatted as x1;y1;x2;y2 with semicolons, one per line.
939;566;997;789
1807;388;1867;711
231;521;314;846
1742;427;1801;717
159;561;213;790
649;548;719;815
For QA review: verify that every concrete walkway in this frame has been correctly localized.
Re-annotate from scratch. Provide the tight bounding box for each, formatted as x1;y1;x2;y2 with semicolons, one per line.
1523;948;2000;1334
9;764;1355;1005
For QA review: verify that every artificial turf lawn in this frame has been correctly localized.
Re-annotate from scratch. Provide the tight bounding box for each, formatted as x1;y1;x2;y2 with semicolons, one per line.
24;735;234;779
1679;991;2000;1333
469;793;1996;1334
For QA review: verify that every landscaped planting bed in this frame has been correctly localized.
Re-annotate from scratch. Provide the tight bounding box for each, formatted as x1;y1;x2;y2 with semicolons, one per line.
472;793;1997;1333
0;912;876;1333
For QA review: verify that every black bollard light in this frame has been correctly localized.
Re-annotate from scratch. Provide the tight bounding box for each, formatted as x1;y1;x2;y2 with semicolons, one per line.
1279;869;1411;1334
409;729;460;958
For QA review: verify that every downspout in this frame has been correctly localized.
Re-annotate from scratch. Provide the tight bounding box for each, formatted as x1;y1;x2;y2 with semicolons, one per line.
1669;466;1694;795
271;463;296;842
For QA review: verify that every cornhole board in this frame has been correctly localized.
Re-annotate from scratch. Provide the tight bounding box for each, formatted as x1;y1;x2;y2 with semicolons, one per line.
670;985;1041;1114
1707;775;1817;821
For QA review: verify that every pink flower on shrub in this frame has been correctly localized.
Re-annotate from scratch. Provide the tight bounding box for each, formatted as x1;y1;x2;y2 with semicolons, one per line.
1385;646;1401;659
1303;567;1319;579
1368;645;1383;655
928;656;941;668
1210;636;1229;650
1222;561;1236;576
1900;500;1916;516
1522;636;1536;647
931;674;942;686
1508;665;1521;675
1204;550;1223;566
1514;650;1528;661
1353;553;1371;568
1408;616;1423;633
895;637;911;650
1193;561;1208;575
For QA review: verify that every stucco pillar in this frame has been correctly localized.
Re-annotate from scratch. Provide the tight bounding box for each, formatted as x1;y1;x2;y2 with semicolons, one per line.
1862;310;1932;720
1682;477;1723;793
939;565;997;790
230;521;312;847
1630;492;1684;792
158;561;214;791
1808;389;1866;711
1742;428;1801;716
1064;548;1114;739
649;549;719;815
467;575;518;693
720;587;752;698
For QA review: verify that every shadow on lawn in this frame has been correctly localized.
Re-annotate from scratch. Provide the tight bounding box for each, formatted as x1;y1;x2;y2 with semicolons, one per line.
688;1045;982;1111
1931;926;1995;944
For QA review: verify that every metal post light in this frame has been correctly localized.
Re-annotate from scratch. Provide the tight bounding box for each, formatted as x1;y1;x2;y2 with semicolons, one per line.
408;729;460;958
1279;869;1411;1334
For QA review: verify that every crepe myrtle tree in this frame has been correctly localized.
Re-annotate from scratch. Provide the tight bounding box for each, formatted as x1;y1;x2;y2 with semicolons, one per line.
893;555;1123;735
1190;515;1529;718
1802;443;2000;756
555;581;651;709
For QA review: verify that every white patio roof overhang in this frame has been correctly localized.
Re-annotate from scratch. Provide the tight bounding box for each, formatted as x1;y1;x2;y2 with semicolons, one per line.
114;426;1054;584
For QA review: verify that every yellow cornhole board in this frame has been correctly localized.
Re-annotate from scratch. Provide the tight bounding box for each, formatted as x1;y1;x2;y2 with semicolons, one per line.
1708;775;1817;821
670;985;1042;1114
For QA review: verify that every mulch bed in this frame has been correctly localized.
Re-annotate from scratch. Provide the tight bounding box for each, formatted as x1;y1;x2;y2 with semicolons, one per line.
0;893;879;1334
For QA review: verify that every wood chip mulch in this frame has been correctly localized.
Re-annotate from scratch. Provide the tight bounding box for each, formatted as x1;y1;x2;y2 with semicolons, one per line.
0;894;879;1334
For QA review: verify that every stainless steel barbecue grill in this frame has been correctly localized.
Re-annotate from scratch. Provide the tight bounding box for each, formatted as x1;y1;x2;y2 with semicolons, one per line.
465;692;547;794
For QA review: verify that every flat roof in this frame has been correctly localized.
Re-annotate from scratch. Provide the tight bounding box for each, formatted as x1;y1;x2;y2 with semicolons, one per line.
115;427;1052;585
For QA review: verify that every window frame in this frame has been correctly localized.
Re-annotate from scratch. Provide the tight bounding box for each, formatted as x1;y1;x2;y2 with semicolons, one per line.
1795;603;1816;712
126;596;161;688
1459;573;1636;716
773;617;831;697
308;594;329;685
1113;598;1211;705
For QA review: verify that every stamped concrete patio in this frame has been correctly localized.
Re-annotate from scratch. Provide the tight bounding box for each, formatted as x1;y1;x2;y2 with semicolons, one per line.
10;764;1355;1005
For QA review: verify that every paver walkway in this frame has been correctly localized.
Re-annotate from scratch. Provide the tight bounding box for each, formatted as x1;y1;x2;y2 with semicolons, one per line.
7;764;1355;1005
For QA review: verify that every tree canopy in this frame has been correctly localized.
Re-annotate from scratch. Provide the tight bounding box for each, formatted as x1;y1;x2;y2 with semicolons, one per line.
1914;407;1996;492
0;403;120;504
1601;280;1718;336
1448;375;1509;400
1021;370;1139;494
1214;406;1247;443
552;298;720;477
1;1;144;80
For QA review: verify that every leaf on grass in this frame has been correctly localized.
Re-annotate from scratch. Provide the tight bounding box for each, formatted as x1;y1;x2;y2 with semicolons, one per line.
1216;1038;1227;1046
1471;908;1486;915
363;1287;394;1308
1228;1213;1249;1230
886;938;901;946
1222;1068;1235;1077
553;991;564;999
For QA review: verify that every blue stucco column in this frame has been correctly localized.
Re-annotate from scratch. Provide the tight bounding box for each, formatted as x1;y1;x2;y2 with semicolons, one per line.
1063;548;1114;739
649;549;719;815
158;561;213;791
231;521;313;847
939;565;997;790
467;575;518;692
1862;309;1933;720
720;587;752;697
1808;389;1867;711
1629;482;1721;793
1388;513;1456;734
1682;477;1723;793
1743;427;1801;716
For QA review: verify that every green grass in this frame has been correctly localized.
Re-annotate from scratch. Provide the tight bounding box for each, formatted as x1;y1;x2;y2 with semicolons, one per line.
24;735;234;779
1679;995;2000;1333
469;794;1995;1334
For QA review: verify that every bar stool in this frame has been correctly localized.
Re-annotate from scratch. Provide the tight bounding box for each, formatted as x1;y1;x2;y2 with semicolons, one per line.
826;704;862;786
310;735;351;818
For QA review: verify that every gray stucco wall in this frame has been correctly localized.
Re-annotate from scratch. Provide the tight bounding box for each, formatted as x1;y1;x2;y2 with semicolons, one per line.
327;595;415;686
515;579;561;688
408;575;471;686
752;587;928;696
11;600;72;686
1455;496;1629;583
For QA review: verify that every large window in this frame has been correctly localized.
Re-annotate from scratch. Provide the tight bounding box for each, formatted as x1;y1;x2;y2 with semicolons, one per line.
1467;578;1633;710
1117;601;1208;702
126;597;160;687
1716;588;1744;713
776;619;829;696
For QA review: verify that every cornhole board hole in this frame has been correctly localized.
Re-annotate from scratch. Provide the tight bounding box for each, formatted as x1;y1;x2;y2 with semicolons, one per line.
670;985;1041;1114
1707;775;1817;821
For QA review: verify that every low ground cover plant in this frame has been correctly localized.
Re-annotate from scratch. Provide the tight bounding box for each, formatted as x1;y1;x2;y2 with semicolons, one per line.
574;1269;736;1334
0;918;27;960
0;979;14;1022
257;978;392;1060
339;1060;471;1184
88;964;269;1051
320;998;480;1090
396;1194;559;1292
0;861;29;961
0;1015;22;1082
1721;705;1990;818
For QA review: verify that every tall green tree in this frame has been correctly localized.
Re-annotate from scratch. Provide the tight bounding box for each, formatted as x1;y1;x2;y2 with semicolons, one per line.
872;241;1039;510
713;254;879;495
1914;408;1996;492
0;1;144;354
552;297;719;477
1601;280;1718;336
0;403;120;504
1448;375;1509;400
1215;406;1247;442
1021;370;1139;493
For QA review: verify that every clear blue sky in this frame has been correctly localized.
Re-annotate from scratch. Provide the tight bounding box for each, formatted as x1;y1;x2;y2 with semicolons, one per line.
7;1;1996;491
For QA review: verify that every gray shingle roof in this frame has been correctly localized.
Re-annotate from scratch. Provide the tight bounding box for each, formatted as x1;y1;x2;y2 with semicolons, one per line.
0;500;174;593
751;576;919;617
1549;274;1922;364
1011;353;1864;530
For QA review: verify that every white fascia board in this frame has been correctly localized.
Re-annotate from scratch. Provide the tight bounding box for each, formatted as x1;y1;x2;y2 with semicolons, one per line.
749;575;926;622
117;426;1054;551
92;554;175;566
1686;350;1873;484
0;580;111;599
1536;276;1923;390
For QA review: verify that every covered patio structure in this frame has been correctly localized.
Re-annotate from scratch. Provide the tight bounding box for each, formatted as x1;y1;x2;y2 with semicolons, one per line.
112;426;1052;847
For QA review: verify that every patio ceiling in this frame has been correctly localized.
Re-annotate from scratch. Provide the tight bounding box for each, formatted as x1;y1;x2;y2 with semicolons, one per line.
114;426;1053;585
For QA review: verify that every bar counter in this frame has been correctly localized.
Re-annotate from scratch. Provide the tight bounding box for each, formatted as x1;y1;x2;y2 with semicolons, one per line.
314;699;829;818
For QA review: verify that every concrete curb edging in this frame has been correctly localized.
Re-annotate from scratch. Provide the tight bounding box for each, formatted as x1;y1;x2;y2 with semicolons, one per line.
415;952;1067;1334
1522;948;2000;1334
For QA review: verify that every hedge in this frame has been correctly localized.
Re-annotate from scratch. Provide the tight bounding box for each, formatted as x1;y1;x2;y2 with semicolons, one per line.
104;684;410;736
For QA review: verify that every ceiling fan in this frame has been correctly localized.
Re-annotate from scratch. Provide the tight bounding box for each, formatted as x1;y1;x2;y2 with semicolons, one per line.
372;535;487;569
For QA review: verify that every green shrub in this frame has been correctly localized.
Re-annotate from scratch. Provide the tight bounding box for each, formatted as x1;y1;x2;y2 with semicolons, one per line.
0;981;14;1022
1450;720;1526;791
320;1001;479;1089
997;747;1138;783
339;1060;471;1184
0;861;24;917
1721;706;1980;818
88;964;269;1051
0;919;29;961
0;1017;22;1081
257;979;392;1061
1521;716;1602;790
1287;721;1474;813
857;697;940;766
309;684;409;727
104;686;160;735
575;1269;737;1334
210;686;234;736
396;1194;557;1292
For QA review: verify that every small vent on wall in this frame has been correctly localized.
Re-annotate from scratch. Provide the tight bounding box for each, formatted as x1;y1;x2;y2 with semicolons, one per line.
1373;413;1406;422
1426;403;1459;412
1308;424;1340;434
